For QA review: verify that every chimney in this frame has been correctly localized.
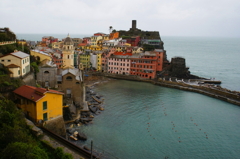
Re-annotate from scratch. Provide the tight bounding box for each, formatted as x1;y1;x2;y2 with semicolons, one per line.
132;20;137;30
31;95;34;100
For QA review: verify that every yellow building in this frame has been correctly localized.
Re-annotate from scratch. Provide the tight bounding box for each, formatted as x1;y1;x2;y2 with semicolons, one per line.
0;51;30;78
79;53;90;70
52;41;63;49
30;50;52;62
62;34;75;69
97;53;102;71
132;47;144;53
13;85;64;123
90;36;103;51
17;40;27;45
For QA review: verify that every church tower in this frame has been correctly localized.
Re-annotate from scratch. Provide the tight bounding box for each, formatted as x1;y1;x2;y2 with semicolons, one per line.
62;34;74;69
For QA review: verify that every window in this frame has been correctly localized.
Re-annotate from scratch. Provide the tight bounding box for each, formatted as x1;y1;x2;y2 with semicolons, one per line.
23;60;24;64
18;70;20;75
66;76;73;80
44;71;49;74
1;60;4;62
43;101;47;110
8;60;11;62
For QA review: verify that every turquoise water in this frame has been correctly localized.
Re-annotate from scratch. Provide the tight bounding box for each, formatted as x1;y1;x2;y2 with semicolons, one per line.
77;80;240;159
162;36;240;91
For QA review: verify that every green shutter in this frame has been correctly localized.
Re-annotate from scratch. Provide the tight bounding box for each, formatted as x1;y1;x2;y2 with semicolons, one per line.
43;113;48;121
43;101;47;110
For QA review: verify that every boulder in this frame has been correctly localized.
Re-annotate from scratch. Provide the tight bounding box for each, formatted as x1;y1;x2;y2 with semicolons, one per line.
77;132;87;140
89;106;99;113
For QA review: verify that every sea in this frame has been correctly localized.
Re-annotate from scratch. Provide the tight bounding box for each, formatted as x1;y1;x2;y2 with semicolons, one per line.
17;34;240;159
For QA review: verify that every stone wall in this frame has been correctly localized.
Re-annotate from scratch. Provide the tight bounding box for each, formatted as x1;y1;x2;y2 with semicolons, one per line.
37;67;57;88
44;116;66;137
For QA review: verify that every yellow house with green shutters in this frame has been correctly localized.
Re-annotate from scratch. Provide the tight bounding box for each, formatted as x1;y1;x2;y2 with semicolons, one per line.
80;52;90;70
13;85;64;123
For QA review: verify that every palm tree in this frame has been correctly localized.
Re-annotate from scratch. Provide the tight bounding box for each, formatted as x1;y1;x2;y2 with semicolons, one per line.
109;26;113;33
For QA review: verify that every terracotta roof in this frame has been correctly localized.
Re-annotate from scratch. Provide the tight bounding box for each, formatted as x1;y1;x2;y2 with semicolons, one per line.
13;85;63;102
6;64;20;68
114;52;132;56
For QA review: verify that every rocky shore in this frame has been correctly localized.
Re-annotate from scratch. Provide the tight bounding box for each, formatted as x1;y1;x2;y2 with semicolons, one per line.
65;77;113;146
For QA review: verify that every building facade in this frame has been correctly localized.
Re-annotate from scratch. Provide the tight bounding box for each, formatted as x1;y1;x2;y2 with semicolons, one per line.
0;51;30;78
14;85;64;123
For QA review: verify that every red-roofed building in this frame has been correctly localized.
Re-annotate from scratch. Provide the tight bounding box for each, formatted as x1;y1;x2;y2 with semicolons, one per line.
126;36;141;46
14;85;64;123
114;51;132;56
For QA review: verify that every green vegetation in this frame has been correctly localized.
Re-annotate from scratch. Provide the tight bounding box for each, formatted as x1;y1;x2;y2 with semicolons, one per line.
121;35;131;39
0;42;30;55
0;69;22;89
0;99;73;159
142;44;156;51
30;62;39;73
0;28;16;42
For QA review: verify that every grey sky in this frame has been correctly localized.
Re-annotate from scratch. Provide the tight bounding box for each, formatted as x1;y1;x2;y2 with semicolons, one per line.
1;0;240;37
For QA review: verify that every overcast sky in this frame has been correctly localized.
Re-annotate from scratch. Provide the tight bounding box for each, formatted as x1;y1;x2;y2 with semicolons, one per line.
1;0;240;37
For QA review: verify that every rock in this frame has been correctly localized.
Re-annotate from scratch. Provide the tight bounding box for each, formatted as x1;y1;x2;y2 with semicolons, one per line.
74;119;80;124
25;119;43;137
99;107;104;111
77;132;87;140
69;124;74;128
73;131;78;135
66;128;76;134
70;135;78;141
80;117;93;123
89;106;99;113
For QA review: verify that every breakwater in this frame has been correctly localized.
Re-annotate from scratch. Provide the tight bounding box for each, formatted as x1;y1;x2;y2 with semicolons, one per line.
89;72;240;106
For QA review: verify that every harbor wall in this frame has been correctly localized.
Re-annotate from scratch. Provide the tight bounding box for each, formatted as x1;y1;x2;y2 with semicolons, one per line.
89;72;240;106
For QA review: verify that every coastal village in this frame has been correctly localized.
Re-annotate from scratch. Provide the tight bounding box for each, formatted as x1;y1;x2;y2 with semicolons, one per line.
1;20;240;158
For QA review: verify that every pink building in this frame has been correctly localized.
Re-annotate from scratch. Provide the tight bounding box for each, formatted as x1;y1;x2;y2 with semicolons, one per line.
107;51;132;75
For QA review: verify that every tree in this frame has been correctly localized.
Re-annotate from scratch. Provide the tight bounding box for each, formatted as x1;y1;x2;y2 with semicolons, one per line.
53;147;73;159
1;142;48;159
109;26;113;33
142;44;155;51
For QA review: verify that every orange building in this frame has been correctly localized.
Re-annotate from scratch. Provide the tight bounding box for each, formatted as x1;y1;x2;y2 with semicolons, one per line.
130;50;164;79
109;32;119;40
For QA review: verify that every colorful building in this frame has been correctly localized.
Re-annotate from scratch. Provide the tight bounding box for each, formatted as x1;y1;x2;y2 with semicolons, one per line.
107;51;132;75
30;50;52;62
130;50;164;79
126;36;141;46
97;53;102;71
79;51;91;70
109;32;119;40
13;85;64;123
0;51;30;78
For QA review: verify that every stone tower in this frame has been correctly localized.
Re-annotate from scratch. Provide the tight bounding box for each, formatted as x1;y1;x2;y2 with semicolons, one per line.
132;20;137;30
62;34;74;69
